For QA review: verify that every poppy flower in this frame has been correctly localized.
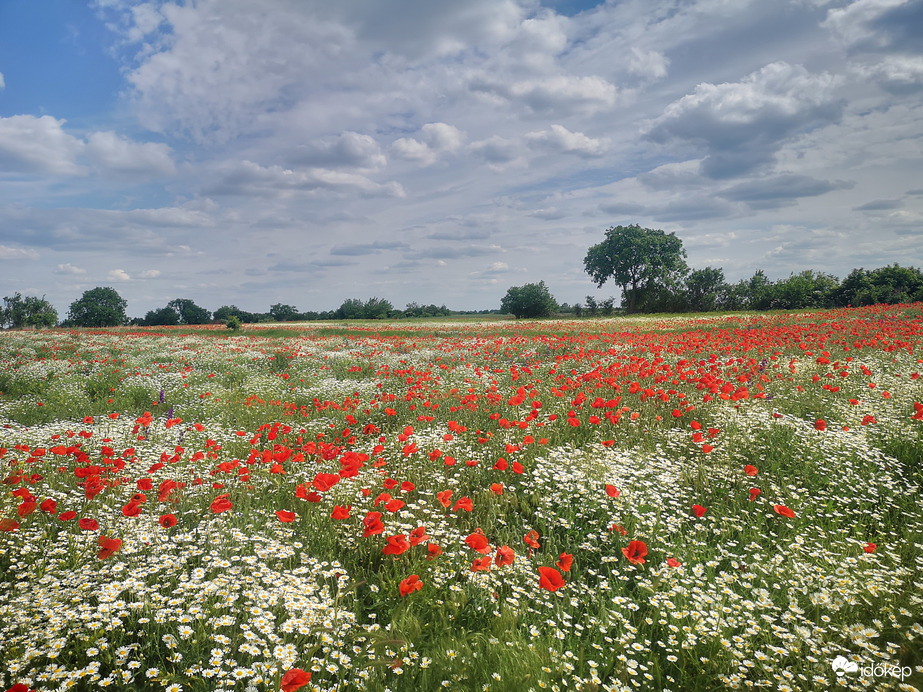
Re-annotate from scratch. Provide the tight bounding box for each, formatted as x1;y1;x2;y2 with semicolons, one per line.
276;510;296;523
538;566;565;592
97;536;122;560
863;542;876;553
280;667;311;692
6;684;36;692
363;511;385;537
556;552;573;572
17;501;36;518
622;540;648;565
59;511;77;521
427;543;443;559
210;494;233;514
814;419;827;431
436;489;453;508
524;530;541;549
39;499;57;514
0;518;19;532
331;505;351;520
471;556;492;572
382;534;411;556
78;518;99;531
773;504;796;518
495;545;515;566
159;513;177;528
512;461;524;474
465;531;490;554
605;484;621;498
452;497;473;512
399;574;423;596
490;482;504;495
666;557;682;567
384;499;405;512
692;504;708;518
409;525;429;545
749;488;761;502
492;458;508;471
743;465;758;476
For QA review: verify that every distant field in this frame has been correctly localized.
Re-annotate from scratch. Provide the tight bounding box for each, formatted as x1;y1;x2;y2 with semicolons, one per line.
1;305;922;691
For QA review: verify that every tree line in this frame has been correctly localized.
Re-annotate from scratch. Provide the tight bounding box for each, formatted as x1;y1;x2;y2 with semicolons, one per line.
2;224;922;327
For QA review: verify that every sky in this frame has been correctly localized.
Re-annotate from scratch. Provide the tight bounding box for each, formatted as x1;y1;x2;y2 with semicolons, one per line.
0;0;921;319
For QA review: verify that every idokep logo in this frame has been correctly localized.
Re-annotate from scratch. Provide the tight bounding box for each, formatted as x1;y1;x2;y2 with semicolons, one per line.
831;655;912;681
831;656;858;677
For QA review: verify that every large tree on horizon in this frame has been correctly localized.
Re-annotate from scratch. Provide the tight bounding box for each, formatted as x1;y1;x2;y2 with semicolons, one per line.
65;287;128;327
584;225;688;314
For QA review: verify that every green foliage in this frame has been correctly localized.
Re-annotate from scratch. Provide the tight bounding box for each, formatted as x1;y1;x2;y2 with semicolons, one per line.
167;298;211;325
269;303;300;322
683;267;728;312
225;315;242;331
141;306;181;326
65;287;128;327
335;297;394;319
1;293;58;329
500;281;558;319
584;225;688;313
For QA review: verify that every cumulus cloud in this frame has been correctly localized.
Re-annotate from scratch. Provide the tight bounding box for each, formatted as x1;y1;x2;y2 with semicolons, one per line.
719;174;854;209
392;123;465;165
645;62;844;178
289;131;386;169
204;160;405;198
471;74;617;116
822;0;919;52
138;269;161;278
525;124;609;157
0;245;40;260
0;115;86;176
107;269;131;281
469;135;523;170
86;131;176;176
55;263;86;274
629;47;669;81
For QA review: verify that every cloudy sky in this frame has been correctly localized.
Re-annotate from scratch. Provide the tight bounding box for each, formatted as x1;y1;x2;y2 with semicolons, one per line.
1;0;921;318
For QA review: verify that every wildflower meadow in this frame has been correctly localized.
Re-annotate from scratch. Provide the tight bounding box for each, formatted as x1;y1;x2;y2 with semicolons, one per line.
1;305;922;692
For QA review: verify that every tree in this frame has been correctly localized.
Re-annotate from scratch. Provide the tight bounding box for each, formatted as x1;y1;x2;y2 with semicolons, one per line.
66;287;128;327
500;281;558;319
167;298;211;325
1;293;58;329
141;307;180;326
270;303;300;322
336;298;365;320
584;225;688;314
363;297;393;319
684;267;728;313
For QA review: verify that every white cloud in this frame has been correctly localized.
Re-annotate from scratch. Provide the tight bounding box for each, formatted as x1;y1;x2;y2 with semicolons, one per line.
392;123;465;165
525;124;609;157
0;245;40;260
822;0;908;48
86;131;176;176
474;74;617;115
55;263;86;274
138;269;161;278
108;269;131;281
0;115;86;176
629;47;669;81
469;135;523;170
205;160;405;198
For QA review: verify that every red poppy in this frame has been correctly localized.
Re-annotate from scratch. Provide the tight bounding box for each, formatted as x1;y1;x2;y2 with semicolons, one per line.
97;536;122;560
490;482;504;495
666;557;682;567
622;540;648;565
280;667;311;692
78;518;100;531
382;534;411;556
363;511;385;537
773;504;796;518
0;518;19;532
427;543;443;559
692;504;708;518
512;461;524;474
436;489;453;508
210;494;233;514
17;501;36;518
610;523;627;536
465;531;490;554
814;419;827;431
471;556;492;572
605;484;621;498
276;510;296;523
743;465;758;476
159;513;177;528
538;566;565;592
495;545;515;566
59;510;77;521
749;488;761;502
122;502;142;517
863;542;876;553
400;481;415;493
39;499;57;514
399;574;423;597
6;684;36;692
313;473;340;492
556;552;573;572
384;499;405;513
331;505;351;520
409;525;429;545
452;497;473;512
493;458;508;470
524;529;541;549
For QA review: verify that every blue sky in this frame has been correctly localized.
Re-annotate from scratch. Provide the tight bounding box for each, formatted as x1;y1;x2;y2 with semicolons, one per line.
1;0;922;318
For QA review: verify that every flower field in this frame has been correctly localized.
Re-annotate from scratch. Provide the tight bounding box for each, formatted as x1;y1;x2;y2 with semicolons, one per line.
1;306;922;692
